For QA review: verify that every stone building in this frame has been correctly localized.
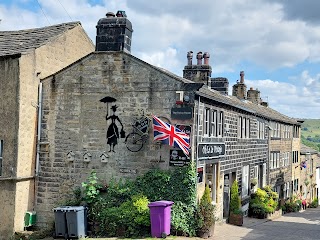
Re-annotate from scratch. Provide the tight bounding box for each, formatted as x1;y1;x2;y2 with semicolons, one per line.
0;22;94;238
31;12;305;228
298;144;320;204
0;12;300;234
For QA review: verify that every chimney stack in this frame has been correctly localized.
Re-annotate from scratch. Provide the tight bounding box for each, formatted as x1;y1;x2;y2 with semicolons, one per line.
183;51;212;84
95;10;133;53
232;70;247;100
203;52;210;65
196;52;203;65
247;87;261;104
240;71;245;83
187;51;193;65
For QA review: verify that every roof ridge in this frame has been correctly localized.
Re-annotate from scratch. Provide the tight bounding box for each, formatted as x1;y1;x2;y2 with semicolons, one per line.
0;21;83;57
0;21;80;33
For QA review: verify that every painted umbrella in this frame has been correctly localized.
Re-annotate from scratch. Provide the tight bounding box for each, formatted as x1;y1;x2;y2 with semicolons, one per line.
100;96;117;112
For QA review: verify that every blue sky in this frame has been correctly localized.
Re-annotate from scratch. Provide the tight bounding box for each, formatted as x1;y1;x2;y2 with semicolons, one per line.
1;0;320;119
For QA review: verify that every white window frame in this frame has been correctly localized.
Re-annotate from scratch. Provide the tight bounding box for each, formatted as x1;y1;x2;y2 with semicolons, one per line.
263;163;267;187
241;117;245;138
246;118;250;138
242;165;249;197
203;108;210;136
210;110;217;137
218;111;223;137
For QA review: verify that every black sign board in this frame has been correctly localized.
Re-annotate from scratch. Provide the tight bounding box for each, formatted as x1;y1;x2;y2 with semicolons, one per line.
169;149;190;166
171;107;193;120
197;167;203;183
198;143;225;160
175;125;191;135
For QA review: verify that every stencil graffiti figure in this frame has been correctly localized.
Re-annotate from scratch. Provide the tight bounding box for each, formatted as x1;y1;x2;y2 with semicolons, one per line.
106;105;124;152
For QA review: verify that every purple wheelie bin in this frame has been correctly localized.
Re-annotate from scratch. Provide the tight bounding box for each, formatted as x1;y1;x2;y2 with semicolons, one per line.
148;200;174;238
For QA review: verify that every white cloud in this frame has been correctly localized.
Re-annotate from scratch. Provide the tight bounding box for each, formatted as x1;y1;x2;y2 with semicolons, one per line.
246;71;320;118
1;0;320;118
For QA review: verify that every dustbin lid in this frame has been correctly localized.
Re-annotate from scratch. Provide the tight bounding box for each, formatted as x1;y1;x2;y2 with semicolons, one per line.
53;206;69;212
53;206;86;212
64;206;86;212
148;200;174;207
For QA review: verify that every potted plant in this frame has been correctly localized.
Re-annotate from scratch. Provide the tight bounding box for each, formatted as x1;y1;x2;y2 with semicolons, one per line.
196;186;216;238
229;180;243;226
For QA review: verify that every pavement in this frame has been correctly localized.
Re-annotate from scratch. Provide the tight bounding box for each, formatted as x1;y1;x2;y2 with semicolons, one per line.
40;207;320;240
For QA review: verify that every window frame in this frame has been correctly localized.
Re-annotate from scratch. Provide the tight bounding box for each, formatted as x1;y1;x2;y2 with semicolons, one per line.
242;165;249;197
203;108;210;136
217;111;224;137
210;110;217;137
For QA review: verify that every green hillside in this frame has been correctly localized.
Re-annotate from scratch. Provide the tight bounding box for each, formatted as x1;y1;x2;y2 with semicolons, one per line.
301;119;320;151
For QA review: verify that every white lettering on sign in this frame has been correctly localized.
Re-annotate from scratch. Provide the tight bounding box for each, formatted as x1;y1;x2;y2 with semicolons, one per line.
201;145;223;155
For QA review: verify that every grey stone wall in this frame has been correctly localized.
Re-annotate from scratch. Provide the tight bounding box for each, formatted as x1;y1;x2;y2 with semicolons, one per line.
37;52;191;226
0;57;20;239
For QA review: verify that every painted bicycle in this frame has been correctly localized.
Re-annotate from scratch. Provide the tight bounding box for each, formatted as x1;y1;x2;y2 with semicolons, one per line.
125;115;171;152
125;116;150;152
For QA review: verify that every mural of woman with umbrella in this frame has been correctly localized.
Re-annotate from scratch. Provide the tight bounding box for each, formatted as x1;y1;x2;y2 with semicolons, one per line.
100;96;125;152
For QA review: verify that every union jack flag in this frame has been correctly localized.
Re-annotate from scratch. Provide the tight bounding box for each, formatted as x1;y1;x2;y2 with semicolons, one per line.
153;115;190;155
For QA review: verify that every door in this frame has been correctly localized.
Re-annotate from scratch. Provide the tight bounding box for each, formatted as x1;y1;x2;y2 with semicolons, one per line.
223;174;230;218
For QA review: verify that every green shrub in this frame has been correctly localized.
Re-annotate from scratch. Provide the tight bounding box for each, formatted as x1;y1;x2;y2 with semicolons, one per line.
133;163;197;206
309;198;318;208
171;201;197;236
98;194;150;237
249;186;279;218
74;163;198;238
81;171;101;204
100;178;133;207
283;199;300;213
230;180;241;214
196;186;215;234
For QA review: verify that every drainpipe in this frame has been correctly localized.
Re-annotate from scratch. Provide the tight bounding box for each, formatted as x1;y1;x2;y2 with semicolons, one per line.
35;82;43;176
195;95;201;202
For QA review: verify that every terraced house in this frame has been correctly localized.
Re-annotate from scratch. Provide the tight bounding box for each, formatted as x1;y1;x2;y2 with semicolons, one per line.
0;11;306;237
0;22;94;239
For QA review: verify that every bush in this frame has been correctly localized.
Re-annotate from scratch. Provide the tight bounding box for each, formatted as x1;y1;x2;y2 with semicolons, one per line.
309;198;318;208
97;194;150;237
283;199;300;213
249;186;279;218
171;201;197;236
74;163;198;238
133;163;197;206
230;180;241;214
196;186;215;234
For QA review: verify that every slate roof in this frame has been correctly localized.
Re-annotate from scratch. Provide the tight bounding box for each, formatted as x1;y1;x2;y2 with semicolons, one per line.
197;86;300;124
0;22;81;57
300;144;319;155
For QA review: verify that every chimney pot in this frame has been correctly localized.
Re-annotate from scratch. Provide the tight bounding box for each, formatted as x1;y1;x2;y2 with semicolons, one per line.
196;51;203;65
203;52;210;65
106;12;115;18
240;71;245;83
187;51;193;65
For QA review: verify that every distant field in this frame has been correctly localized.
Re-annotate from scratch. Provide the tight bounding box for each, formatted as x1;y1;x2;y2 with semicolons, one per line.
301;119;320;151
301;119;320;138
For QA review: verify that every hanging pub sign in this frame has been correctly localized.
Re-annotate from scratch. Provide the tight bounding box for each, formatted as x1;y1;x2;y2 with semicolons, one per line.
175;124;191;136
169;149;191;166
198;143;225;160
171;107;193;120
197;167;204;183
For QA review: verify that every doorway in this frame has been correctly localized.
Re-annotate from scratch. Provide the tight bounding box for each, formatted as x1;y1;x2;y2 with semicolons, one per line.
223;172;236;218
